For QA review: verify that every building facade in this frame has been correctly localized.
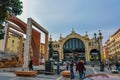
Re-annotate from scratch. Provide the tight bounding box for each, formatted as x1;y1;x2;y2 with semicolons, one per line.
0;32;46;64
50;29;103;63
103;45;108;59
105;29;120;61
0;33;22;54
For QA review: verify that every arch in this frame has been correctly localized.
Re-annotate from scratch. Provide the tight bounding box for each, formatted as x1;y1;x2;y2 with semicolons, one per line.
6;15;48;66
7;15;26;33
90;49;100;61
62;33;86;47
63;38;85;61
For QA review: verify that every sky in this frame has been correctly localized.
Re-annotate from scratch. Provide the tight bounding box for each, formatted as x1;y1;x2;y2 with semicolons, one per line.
18;0;120;44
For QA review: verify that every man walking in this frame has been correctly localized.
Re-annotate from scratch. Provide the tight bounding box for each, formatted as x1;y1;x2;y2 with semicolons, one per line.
70;60;74;80
76;59;86;79
57;60;60;75
28;59;33;70
108;60;112;71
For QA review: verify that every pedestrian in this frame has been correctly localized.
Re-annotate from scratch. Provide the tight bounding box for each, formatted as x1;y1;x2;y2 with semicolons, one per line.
70;60;74;80
28;59;33;70
76;59;86;79
100;61;105;71
115;61;119;70
66;61;69;70
116;60;120;71
108;60;112;71
57;60;60;75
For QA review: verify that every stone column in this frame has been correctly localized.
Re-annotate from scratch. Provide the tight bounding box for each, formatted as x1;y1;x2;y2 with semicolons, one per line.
61;43;64;59
44;33;48;61
23;18;32;69
2;22;9;51
84;41;89;62
18;35;23;66
59;43;62;60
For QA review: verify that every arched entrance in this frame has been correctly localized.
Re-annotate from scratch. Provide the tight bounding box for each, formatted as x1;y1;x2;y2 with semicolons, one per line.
90;49;100;62
63;38;85;61
53;51;59;61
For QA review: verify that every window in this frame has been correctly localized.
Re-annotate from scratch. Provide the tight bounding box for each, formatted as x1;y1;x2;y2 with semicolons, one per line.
58;45;59;48
12;40;14;43
23;43;24;47
89;42;91;46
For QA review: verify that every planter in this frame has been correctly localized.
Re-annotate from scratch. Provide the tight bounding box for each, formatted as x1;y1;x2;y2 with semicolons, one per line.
14;71;37;77
61;70;70;78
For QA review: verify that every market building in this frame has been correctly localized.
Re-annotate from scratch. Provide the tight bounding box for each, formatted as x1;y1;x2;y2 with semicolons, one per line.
50;29;103;63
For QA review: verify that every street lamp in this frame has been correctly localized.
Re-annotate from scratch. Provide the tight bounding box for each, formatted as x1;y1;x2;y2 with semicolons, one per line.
94;32;101;63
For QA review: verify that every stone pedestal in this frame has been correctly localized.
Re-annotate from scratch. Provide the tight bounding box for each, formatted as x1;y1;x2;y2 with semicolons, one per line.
45;60;54;75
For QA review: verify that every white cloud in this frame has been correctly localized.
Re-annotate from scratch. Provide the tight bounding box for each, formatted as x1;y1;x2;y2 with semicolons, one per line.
18;0;120;44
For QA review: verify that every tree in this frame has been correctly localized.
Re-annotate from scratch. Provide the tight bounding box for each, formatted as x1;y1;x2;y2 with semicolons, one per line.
0;0;23;39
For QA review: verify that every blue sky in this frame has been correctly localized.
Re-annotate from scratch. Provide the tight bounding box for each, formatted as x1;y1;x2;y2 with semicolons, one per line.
18;0;120;44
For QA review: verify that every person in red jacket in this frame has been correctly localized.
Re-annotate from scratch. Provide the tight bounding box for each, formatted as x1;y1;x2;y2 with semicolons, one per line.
76;59;86;79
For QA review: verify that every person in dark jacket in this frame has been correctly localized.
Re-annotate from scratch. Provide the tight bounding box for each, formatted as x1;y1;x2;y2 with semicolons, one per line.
108;60;112;71
100;61;105;71
66;61;70;70
28;59;33;70
76;59;86;79
70;60;74;80
116;61;120;71
57;60;60;75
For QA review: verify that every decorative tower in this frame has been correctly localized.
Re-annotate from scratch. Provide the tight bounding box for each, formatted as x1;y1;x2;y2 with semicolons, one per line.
85;31;88;37
59;33;62;39
49;35;52;41
85;31;89;40
71;27;75;33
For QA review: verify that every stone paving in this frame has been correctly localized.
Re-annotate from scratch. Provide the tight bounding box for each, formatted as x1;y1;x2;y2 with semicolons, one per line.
59;65;94;80
0;65;117;80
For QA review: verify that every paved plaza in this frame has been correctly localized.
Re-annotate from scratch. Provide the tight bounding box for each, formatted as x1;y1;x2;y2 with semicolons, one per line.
0;65;117;80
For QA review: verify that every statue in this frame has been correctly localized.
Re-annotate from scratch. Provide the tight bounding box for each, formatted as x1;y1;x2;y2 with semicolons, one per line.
45;41;54;75
49;41;54;59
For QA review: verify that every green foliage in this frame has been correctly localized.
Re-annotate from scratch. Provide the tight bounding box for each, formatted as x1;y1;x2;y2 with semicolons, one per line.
0;0;23;39
0;24;4;39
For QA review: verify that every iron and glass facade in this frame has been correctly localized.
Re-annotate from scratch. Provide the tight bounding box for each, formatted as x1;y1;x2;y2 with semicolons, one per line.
50;29;103;62
63;38;85;61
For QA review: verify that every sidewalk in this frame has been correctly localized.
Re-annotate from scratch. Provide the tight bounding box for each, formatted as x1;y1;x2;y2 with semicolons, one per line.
0;65;66;80
0;65;92;80
0;72;63;80
0;67;22;72
0;72;16;77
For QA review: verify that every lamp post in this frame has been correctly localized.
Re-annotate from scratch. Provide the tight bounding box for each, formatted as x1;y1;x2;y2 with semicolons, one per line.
94;32;102;63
